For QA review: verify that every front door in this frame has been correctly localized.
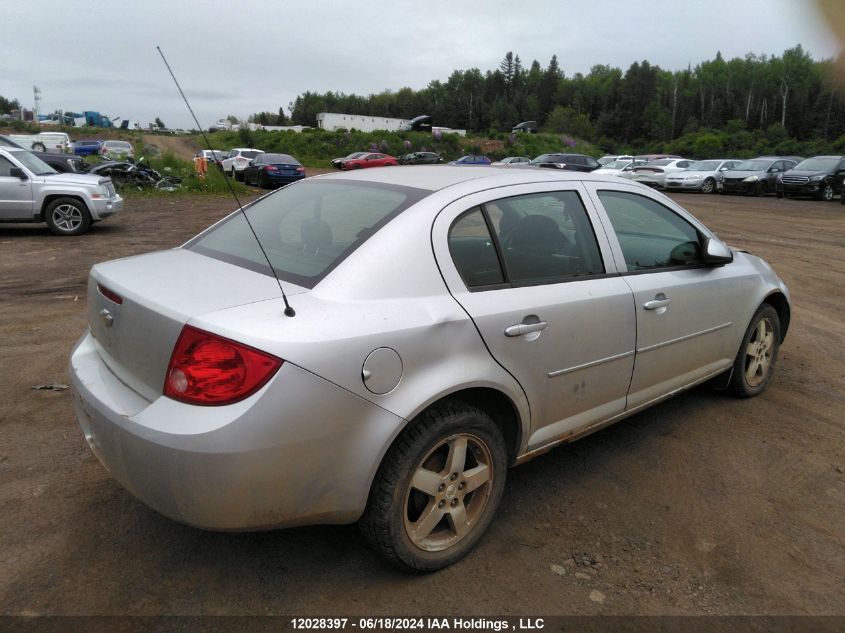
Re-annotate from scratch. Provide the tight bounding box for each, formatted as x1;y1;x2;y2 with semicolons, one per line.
587;184;749;409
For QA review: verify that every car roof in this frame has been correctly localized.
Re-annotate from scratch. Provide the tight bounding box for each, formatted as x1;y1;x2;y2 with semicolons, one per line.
309;165;639;192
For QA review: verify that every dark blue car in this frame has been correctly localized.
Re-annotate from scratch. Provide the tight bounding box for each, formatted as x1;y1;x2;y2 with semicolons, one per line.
243;153;306;188
72;140;103;156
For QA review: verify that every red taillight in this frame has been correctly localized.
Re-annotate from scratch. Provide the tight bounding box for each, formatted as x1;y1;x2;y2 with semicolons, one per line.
295;166;305;172
264;165;278;171
97;283;123;304
164;325;282;406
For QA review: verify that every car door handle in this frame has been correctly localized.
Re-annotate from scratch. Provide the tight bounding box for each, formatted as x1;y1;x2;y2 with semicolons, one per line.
644;297;671;310
504;321;548;337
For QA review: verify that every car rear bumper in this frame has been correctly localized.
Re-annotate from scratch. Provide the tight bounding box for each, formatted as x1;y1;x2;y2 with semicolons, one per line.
69;331;405;530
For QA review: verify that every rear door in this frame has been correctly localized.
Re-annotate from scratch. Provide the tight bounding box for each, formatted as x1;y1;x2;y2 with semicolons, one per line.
585;182;749;409
432;182;636;450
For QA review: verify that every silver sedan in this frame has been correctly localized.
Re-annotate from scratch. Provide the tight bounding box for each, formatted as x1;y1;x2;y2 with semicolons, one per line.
70;166;790;571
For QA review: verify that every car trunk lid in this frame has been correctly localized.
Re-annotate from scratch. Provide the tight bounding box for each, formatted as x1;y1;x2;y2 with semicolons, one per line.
87;248;306;402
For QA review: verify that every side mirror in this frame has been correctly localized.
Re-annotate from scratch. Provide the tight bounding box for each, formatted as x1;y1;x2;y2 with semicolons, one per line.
719;167;728;172
770;168;779;174
9;167;27;180
702;237;733;266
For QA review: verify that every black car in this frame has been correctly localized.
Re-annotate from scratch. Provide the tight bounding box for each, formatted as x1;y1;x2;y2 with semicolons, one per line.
720;157;798;196
398;151;443;165
36;152;87;173
776;156;845;201
527;153;600;172
243;153;305;188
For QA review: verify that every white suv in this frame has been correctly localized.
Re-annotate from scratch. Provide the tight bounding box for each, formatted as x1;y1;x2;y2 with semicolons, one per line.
221;148;264;181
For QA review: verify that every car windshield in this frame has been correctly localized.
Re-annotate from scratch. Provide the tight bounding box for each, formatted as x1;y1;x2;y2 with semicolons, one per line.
106;141;132;149
187;179;430;288
531;154;564;164
347;152;368;159
604;160;630;169
733;160;771;171
686;160;721;171
793;157;841;171
647;159;673;166
13;150;56;175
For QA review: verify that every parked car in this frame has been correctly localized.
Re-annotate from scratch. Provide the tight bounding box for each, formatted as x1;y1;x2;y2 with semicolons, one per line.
335;152;399;170
0;147;122;235
522;153;600;172
398;152;443;165
331;152;369;169
664;159;742;194
221;148;265;181
618;158;693;188
36;151;87;173
720;157;799;196
68;166;789;572
491;156;531;166
72;140;103;156
449;155;492;166
592;157;643;175
511;121;538;133
776;156;845;201
99;140;135;160
8;132;72;153
243;153;306;188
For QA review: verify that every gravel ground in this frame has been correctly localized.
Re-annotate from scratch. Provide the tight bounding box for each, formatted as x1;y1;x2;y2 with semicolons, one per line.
0;187;843;617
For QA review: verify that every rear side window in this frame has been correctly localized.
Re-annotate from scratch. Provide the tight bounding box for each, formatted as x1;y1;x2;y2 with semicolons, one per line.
188;180;429;288
448;191;605;288
597;191;702;271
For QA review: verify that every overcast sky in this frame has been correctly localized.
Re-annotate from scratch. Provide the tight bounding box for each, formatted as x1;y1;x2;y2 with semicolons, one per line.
2;0;840;129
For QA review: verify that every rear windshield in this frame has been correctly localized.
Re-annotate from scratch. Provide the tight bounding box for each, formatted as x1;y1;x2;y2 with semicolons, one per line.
263;154;298;163
241;151;261;159
187;179;429;288
105;141;132;149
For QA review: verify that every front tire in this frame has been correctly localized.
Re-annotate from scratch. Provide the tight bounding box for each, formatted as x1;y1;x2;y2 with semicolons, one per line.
819;182;834;202
728;305;781;398
360;401;507;572
44;198;92;236
701;178;716;194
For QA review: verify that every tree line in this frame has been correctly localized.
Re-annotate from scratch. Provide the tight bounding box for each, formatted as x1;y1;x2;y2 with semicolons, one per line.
284;46;844;149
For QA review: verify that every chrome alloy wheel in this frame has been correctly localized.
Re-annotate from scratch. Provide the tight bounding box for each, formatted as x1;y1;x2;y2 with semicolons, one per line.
404;433;494;552
744;317;775;387
51;204;84;233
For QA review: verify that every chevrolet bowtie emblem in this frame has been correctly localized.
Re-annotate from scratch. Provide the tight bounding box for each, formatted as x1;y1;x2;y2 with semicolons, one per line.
99;308;114;327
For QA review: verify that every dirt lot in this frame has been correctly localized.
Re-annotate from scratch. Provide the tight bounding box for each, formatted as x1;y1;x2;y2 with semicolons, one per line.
0;187;843;617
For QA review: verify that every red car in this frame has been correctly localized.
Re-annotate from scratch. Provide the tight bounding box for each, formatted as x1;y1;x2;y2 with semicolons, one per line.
334;152;398;170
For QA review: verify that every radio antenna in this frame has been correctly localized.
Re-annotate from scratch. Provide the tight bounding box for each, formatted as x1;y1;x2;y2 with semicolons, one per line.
156;46;295;317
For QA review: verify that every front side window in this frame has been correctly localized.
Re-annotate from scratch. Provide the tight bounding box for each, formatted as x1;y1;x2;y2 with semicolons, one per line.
597;191;703;271
448;191;605;288
0;156;15;177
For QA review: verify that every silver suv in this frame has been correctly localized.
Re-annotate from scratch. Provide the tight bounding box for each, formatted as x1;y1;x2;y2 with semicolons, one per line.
0;147;123;235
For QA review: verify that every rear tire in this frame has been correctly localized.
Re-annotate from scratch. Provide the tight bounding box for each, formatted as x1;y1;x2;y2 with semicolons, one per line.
728;305;780;398
32;142;47;152
44;197;92;236
360;401;507;572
